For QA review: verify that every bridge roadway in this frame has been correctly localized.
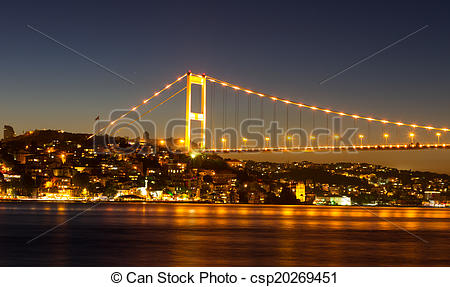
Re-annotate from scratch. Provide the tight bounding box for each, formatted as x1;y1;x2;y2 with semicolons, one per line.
204;143;449;153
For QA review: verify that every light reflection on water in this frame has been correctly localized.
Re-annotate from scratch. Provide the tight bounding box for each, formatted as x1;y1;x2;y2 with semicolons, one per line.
0;202;449;266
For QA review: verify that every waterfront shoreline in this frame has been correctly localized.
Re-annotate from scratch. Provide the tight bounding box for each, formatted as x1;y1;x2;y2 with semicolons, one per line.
0;199;448;208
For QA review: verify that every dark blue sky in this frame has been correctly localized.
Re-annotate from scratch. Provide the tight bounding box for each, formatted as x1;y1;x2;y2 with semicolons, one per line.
1;0;449;134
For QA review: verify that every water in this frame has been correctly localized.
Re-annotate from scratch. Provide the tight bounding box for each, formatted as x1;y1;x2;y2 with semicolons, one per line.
0;202;449;266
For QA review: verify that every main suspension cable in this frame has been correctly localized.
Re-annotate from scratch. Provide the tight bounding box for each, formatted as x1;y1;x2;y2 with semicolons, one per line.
89;73;187;139
113;87;187;134
204;74;449;133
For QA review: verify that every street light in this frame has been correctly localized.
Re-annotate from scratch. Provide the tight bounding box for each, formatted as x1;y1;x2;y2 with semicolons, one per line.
310;135;316;148
221;137;226;149
409;133;415;144
358;134;364;146
333;135;340;148
383;133;389;145
242;137;248;148
436;132;441;145
286;134;292;147
60;153;66;164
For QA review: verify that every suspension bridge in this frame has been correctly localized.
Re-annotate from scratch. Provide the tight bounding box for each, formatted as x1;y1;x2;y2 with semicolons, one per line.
90;71;449;153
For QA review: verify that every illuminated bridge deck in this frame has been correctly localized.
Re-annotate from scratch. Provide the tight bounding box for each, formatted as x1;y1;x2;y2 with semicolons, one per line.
204;143;450;153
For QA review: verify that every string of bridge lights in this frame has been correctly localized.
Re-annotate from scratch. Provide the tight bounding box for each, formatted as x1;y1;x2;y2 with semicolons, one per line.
202;74;449;133
113;87;187;135
90;72;448;141
88;73;187;139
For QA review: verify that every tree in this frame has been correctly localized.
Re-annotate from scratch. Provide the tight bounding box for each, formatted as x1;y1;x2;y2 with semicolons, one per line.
72;172;90;189
191;155;229;171
203;175;213;183
279;187;298;205
264;192;279;204
88;182;103;194
103;181;118;198
0;172;4;195
238;189;249;203
19;173;34;197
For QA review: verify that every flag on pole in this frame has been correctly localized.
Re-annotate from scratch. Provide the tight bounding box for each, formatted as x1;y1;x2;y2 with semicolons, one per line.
94;115;100;121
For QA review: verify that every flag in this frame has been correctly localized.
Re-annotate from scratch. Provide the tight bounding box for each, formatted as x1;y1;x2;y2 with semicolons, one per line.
94;115;100;121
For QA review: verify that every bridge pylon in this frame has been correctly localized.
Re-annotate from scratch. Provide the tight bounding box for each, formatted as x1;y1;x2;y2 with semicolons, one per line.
185;72;207;152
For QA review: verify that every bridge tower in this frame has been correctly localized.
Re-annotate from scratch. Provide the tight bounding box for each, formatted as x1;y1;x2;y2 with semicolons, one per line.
185;72;207;152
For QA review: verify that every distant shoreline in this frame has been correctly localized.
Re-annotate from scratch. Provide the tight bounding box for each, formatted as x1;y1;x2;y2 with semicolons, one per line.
0;199;447;208
221;149;450;175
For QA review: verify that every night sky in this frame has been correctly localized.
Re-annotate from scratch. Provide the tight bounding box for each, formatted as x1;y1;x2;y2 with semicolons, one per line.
1;0;450;135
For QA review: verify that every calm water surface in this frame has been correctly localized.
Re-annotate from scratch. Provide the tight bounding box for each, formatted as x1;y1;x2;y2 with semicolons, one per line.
0;202;449;266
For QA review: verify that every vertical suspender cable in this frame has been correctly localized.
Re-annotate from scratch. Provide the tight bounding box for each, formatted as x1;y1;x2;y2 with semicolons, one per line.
396;125;398;145
273;101;276;123
299;107;302;148
260;97;264;148
312;110;315;136
286;104;289;133
273;101;276;148
211;82;215;149
285;104;289;148
236;91;239;144
326;113;329;147
224;87;227;129
223;87;226;129
248;93;251;119
235;90;238;133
